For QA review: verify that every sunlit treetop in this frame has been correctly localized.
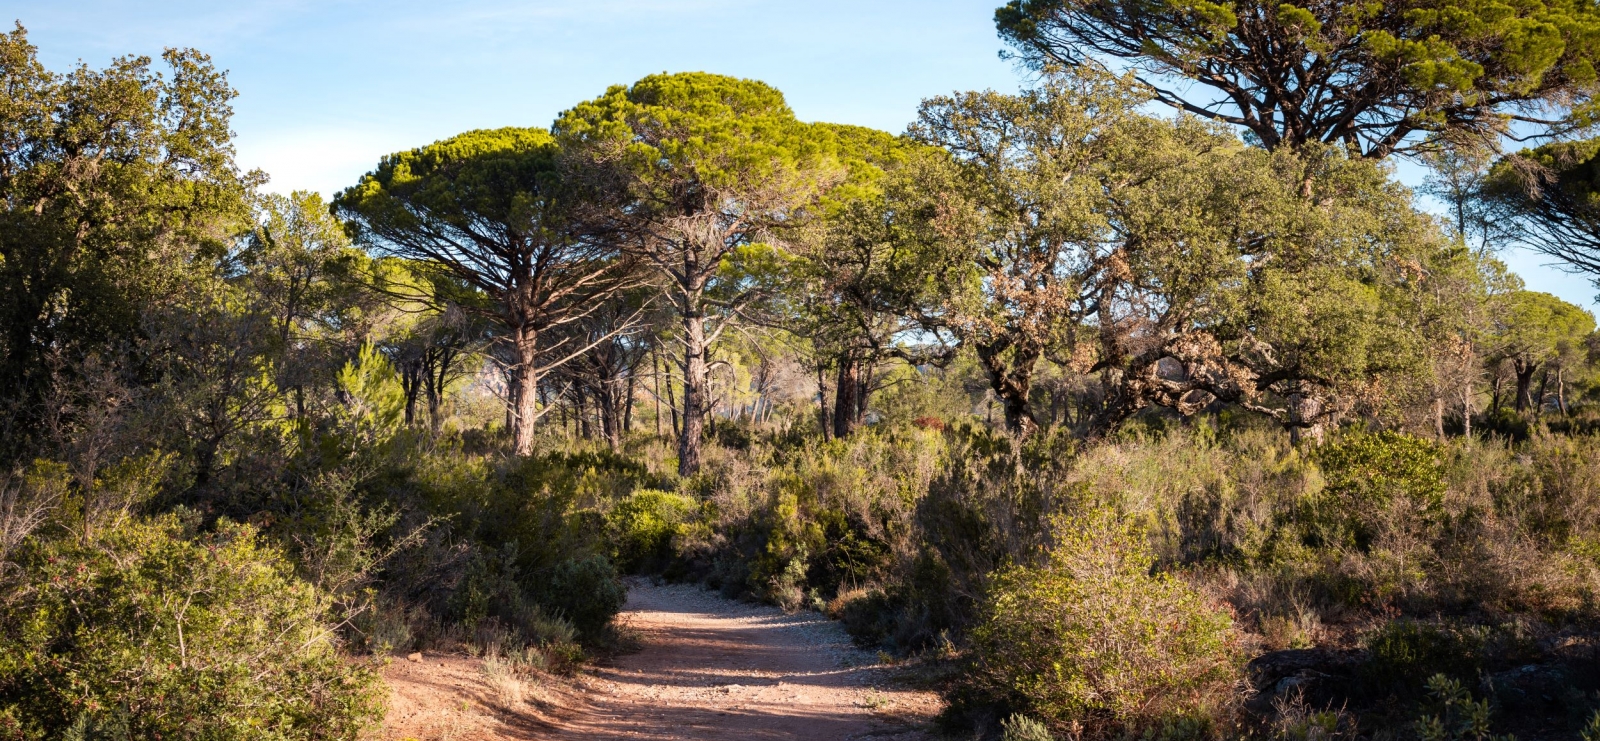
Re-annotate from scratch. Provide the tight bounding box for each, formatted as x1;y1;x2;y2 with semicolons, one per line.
995;0;1600;158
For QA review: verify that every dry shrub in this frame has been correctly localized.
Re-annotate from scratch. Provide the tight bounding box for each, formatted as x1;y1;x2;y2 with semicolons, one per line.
480;655;523;710
827;586;876;619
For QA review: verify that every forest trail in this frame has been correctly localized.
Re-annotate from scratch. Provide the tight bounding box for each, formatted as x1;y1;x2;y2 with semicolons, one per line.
379;579;941;741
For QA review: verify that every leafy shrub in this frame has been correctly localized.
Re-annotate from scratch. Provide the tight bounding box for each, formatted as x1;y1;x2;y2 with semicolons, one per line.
833;587;898;645
969;507;1243;740
1361;620;1487;698
531;555;627;639
1414;674;1515;741
608;488;698;572
1309;430;1444;551
0;516;384;740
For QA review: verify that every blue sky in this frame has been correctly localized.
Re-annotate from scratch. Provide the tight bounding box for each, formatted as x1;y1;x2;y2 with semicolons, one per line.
10;0;1597;311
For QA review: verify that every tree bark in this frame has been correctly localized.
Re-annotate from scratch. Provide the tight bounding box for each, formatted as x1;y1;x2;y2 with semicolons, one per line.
624;371;636;433
400;359;422;427
677;313;709;476
975;342;1039;436
1513;358;1538;413
1558;366;1568;416
510;325;541;456
816;364;832;441
1535;368;1551;418
833;351;863;439
1287;393;1325;446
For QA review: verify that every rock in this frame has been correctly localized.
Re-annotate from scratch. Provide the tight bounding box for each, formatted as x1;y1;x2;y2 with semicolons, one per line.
1245;647;1363;712
407;652;423;663
1275;676;1309;695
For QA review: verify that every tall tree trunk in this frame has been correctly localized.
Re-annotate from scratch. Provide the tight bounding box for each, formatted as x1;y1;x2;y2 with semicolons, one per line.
1535;368;1551;418
578;392;592;440
400;359;421;427
425;347;453;433
664;360;681;441
816;364;832;441
624;371;636;433
1461;379;1473;438
833;351;862;439
510;325;541;455
652;348;663;438
1513;359;1538;413
1558;366;1568;416
600;378;623;451
1435;396;1445;440
677;312;709;476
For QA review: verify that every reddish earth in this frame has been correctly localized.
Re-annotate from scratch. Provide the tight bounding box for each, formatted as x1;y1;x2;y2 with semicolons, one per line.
376;580;940;740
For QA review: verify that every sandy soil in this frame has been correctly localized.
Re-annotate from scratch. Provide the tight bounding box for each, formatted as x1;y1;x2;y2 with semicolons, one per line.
377;579;941;741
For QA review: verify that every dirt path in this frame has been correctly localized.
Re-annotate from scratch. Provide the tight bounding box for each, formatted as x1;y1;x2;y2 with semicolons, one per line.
379;579;940;740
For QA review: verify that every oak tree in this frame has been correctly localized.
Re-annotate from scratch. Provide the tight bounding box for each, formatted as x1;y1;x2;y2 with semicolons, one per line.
0;25;254;463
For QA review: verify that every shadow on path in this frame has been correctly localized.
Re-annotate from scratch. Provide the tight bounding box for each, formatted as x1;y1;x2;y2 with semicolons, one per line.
545;580;932;741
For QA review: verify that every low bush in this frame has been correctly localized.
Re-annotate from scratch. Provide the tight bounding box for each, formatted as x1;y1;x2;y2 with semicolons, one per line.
1414;674;1515;741
968;507;1244;740
608;488;698;572
1361;620;1488;698
532;555;627;640
0;515;385;740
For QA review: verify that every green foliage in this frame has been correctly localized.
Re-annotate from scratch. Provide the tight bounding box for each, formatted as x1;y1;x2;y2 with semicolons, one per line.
0;26;254;462
0;516;384;740
1362;621;1488;695
1582;710;1600;741
904;70;1449;436
532;555;627;640
334;343;408;443
1309;430;1445;551
398;445;642;642
1415;674;1516;741
554;72;833;197
970;507;1243;739
1486;138;1600;280
996;0;1600;157
608;488;699;572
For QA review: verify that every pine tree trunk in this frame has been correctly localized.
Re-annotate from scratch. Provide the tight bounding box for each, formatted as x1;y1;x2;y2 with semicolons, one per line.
677;312;709;476
1558;366;1568;416
1535;368;1551;418
816;364;832;441
624;371;636;433
510;325;541;455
